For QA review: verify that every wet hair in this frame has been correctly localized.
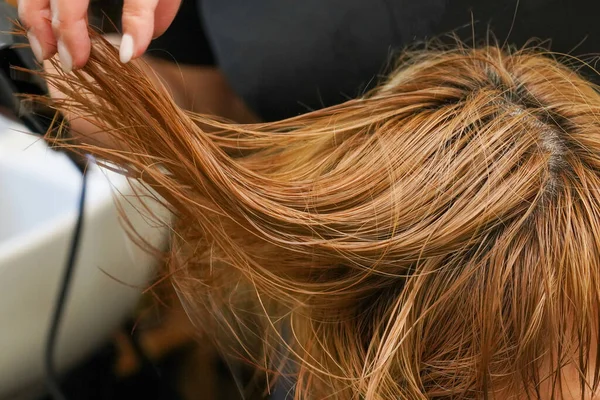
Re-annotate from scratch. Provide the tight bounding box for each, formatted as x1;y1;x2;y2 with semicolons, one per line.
35;32;600;399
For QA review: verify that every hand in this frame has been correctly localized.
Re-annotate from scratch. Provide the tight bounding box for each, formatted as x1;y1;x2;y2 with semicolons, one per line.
17;0;182;72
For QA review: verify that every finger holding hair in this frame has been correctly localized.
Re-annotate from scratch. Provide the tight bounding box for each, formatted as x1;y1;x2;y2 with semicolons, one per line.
119;0;159;64
52;0;91;72
18;0;57;62
120;0;181;64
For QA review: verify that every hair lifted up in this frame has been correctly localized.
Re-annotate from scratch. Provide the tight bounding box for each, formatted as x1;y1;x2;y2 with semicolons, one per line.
32;29;600;399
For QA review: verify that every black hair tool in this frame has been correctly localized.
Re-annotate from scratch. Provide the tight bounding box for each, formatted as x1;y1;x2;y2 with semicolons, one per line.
0;5;88;400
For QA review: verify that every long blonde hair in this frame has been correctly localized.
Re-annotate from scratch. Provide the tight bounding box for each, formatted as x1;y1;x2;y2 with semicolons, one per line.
33;33;600;398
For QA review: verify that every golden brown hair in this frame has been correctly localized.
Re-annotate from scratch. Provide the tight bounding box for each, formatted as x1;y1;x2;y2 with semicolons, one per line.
33;33;600;399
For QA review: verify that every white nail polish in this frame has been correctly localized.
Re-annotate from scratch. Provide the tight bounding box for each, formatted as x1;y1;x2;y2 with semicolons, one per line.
50;1;60;31
27;32;43;62
119;34;134;64
50;0;58;23
57;40;72;73
51;16;60;31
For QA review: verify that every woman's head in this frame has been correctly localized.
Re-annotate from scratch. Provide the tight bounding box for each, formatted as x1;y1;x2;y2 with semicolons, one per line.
41;35;600;398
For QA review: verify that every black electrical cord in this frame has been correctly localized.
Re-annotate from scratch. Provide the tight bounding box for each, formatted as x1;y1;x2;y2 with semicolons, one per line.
44;161;88;400
1;30;89;398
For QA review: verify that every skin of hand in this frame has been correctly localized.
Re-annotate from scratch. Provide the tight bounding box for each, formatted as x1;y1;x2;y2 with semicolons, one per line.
17;0;182;72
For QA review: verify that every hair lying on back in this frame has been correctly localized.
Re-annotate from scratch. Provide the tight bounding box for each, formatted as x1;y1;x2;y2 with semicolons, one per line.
29;28;600;399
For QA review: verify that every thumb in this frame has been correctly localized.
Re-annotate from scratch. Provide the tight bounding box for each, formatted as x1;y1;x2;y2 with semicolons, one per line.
153;0;182;39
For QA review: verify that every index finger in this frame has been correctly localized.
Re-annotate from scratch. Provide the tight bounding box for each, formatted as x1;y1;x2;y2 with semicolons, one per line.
53;0;91;71
18;0;57;61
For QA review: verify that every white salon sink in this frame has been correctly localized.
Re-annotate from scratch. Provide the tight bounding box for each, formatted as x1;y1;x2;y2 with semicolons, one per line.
0;115;171;399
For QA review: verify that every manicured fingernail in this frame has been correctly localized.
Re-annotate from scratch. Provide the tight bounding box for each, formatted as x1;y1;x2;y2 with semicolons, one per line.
27;31;43;62
50;0;59;28
57;40;72;73
119;34;134;64
51;15;60;31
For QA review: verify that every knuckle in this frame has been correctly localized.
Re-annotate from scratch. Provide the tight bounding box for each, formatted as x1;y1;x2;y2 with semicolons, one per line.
56;17;85;34
122;5;153;23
